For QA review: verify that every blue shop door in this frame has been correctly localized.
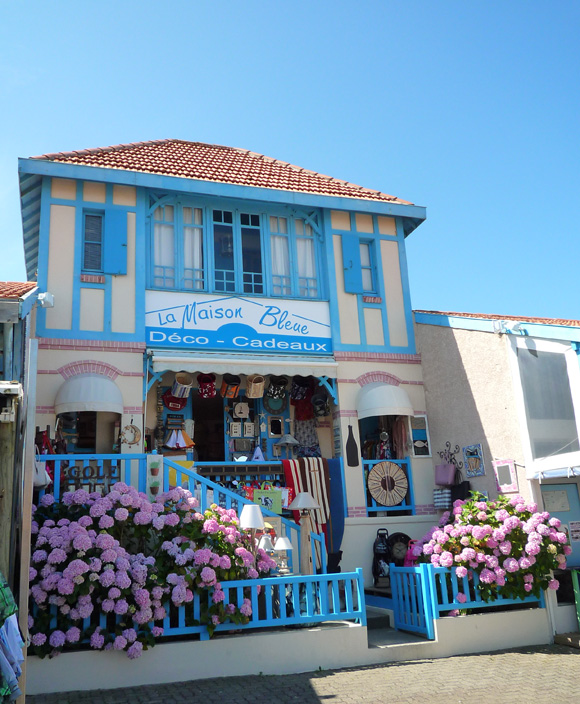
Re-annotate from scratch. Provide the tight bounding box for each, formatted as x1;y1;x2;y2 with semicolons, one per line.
541;483;580;568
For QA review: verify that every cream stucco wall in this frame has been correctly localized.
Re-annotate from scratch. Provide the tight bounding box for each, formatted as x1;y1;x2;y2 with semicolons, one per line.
111;211;136;333
46;204;76;330
415;323;529;500
80;289;105;331
380;240;408;348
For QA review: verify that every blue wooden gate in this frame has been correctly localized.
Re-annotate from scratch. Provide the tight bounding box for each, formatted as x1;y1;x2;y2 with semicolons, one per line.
390;563;435;640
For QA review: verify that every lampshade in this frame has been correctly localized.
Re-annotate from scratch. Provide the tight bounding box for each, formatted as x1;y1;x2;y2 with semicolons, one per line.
274;536;293;552
258;534;275;552
288;491;320;511
276;433;299;447
239;504;265;529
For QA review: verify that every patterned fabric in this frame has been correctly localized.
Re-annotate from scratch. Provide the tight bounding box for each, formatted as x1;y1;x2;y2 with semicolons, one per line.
0;574;16;631
282;458;331;568
294;419;321;458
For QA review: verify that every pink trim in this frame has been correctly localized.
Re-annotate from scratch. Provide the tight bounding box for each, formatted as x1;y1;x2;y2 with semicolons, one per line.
38;339;146;352
51;360;143;380
357;371;401;387
123;406;143;414
335;351;421;364
415;504;437;515
332;410;358;418
80;274;105;284
362;296;382;304
36;406;55;414
401;380;424;386
347;506;368;517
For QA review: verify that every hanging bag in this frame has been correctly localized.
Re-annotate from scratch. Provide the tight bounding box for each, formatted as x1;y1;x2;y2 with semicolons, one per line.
220;374;241;399
197;373;217;399
34;446;52;490
435;463;456;486
266;375;288;399
246;374;265;399
450;468;471;502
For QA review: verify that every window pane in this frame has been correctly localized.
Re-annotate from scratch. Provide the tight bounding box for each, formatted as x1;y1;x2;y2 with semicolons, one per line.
214;222;235;292
297;238;315;279
242;227;262;294
519;348;580;459
153;222;175;287
194;208;203;225
295;219;304;235
183;207;192;224
184;227;204;290
362;269;373;291
83;242;102;271
360;243;371;267
270;216;278;233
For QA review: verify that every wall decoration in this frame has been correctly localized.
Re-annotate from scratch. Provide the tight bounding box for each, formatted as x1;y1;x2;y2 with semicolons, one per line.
463;444;485;478
229;422;242;438
243;422;255;437
492;459;518;493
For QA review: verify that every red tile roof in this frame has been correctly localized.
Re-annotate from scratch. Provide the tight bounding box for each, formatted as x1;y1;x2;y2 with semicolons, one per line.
0;282;37;299
31;139;412;205
414;309;580;328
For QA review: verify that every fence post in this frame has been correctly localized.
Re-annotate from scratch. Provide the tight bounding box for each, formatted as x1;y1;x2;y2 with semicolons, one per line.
420;563;436;640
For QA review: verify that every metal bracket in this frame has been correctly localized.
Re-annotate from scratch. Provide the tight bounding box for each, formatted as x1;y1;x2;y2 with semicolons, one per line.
317;376;337;403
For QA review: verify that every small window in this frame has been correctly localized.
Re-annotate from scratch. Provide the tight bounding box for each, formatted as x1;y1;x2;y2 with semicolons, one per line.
410;415;431;457
83;214;103;272
360;242;375;292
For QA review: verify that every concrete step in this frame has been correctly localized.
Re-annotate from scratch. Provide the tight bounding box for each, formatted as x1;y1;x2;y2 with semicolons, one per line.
554;632;580;649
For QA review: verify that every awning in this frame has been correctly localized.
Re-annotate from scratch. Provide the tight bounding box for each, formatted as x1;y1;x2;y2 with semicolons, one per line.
148;351;338;378
55;374;124;415
356;382;414;419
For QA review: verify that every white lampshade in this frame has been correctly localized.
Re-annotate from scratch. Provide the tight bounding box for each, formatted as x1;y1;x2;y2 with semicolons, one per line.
274;536;293;552
288;491;320;511
258;534;275;552
239;503;265;530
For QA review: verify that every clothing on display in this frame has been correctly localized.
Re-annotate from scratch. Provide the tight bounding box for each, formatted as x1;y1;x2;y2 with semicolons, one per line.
0;573;23;703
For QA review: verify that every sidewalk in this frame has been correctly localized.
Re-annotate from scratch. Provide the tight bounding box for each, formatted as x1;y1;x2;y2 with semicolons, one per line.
27;643;580;704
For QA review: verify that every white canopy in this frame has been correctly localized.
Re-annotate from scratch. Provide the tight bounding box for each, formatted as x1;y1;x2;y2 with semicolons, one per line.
54;374;124;415
356;382;414;419
148;351;338;378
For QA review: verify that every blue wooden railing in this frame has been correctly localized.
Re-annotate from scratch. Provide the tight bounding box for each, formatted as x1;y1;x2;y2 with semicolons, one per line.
362;458;415;515
390;563;545;640
37;453;327;575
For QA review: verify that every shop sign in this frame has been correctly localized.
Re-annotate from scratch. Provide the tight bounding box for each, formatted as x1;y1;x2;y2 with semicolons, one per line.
145;291;333;355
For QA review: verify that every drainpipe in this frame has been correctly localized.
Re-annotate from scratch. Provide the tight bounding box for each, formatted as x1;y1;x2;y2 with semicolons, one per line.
3;323;13;379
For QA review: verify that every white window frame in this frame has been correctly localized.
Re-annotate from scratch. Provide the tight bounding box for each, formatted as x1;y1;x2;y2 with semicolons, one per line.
509;336;580;475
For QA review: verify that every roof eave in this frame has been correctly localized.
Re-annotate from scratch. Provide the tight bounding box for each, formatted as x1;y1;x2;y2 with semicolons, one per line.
18;158;427;225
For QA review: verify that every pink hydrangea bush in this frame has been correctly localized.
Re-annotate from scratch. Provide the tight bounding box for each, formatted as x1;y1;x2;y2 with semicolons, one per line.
415;492;571;603
29;483;276;658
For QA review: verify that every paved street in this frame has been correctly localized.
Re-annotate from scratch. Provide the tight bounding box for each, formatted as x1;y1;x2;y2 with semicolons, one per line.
27;643;580;703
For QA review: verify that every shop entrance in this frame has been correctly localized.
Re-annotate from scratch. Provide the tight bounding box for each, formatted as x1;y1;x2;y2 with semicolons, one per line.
191;391;225;461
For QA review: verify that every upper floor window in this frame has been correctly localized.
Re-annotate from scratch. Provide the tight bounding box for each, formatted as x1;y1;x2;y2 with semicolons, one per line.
360;241;376;293
512;337;580;470
83;214;103;272
150;201;321;299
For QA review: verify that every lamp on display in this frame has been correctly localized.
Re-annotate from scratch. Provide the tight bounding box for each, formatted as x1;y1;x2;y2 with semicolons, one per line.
257;533;275;553
288;491;320;575
239;503;265;556
275;433;299;459
274;535;293;574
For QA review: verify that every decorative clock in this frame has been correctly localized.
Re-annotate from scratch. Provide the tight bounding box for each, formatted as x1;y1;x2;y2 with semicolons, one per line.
367;461;408;506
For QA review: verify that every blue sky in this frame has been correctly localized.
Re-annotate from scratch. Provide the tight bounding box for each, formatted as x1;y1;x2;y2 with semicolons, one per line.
1;1;578;319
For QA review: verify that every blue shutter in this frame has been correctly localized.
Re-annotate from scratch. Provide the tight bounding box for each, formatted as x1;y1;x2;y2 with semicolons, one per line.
341;235;363;294
103;210;128;275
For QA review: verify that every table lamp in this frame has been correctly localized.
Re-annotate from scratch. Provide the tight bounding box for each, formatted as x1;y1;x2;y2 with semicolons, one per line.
288;491;320;574
239;503;265;556
274;535;293;574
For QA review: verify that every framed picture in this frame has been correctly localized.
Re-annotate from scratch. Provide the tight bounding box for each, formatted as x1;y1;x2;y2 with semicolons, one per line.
229;422;242;438
268;416;283;438
243;422;255;437
492;459;518;493
463;443;485;478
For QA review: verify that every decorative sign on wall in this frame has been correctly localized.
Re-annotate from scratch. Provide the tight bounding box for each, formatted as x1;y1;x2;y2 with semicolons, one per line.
492;459;518;493
463;443;485;478
145;292;332;355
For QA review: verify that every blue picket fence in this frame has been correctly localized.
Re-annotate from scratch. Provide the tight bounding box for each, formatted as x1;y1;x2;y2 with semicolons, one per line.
390;563;545;640
37;453;327;573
